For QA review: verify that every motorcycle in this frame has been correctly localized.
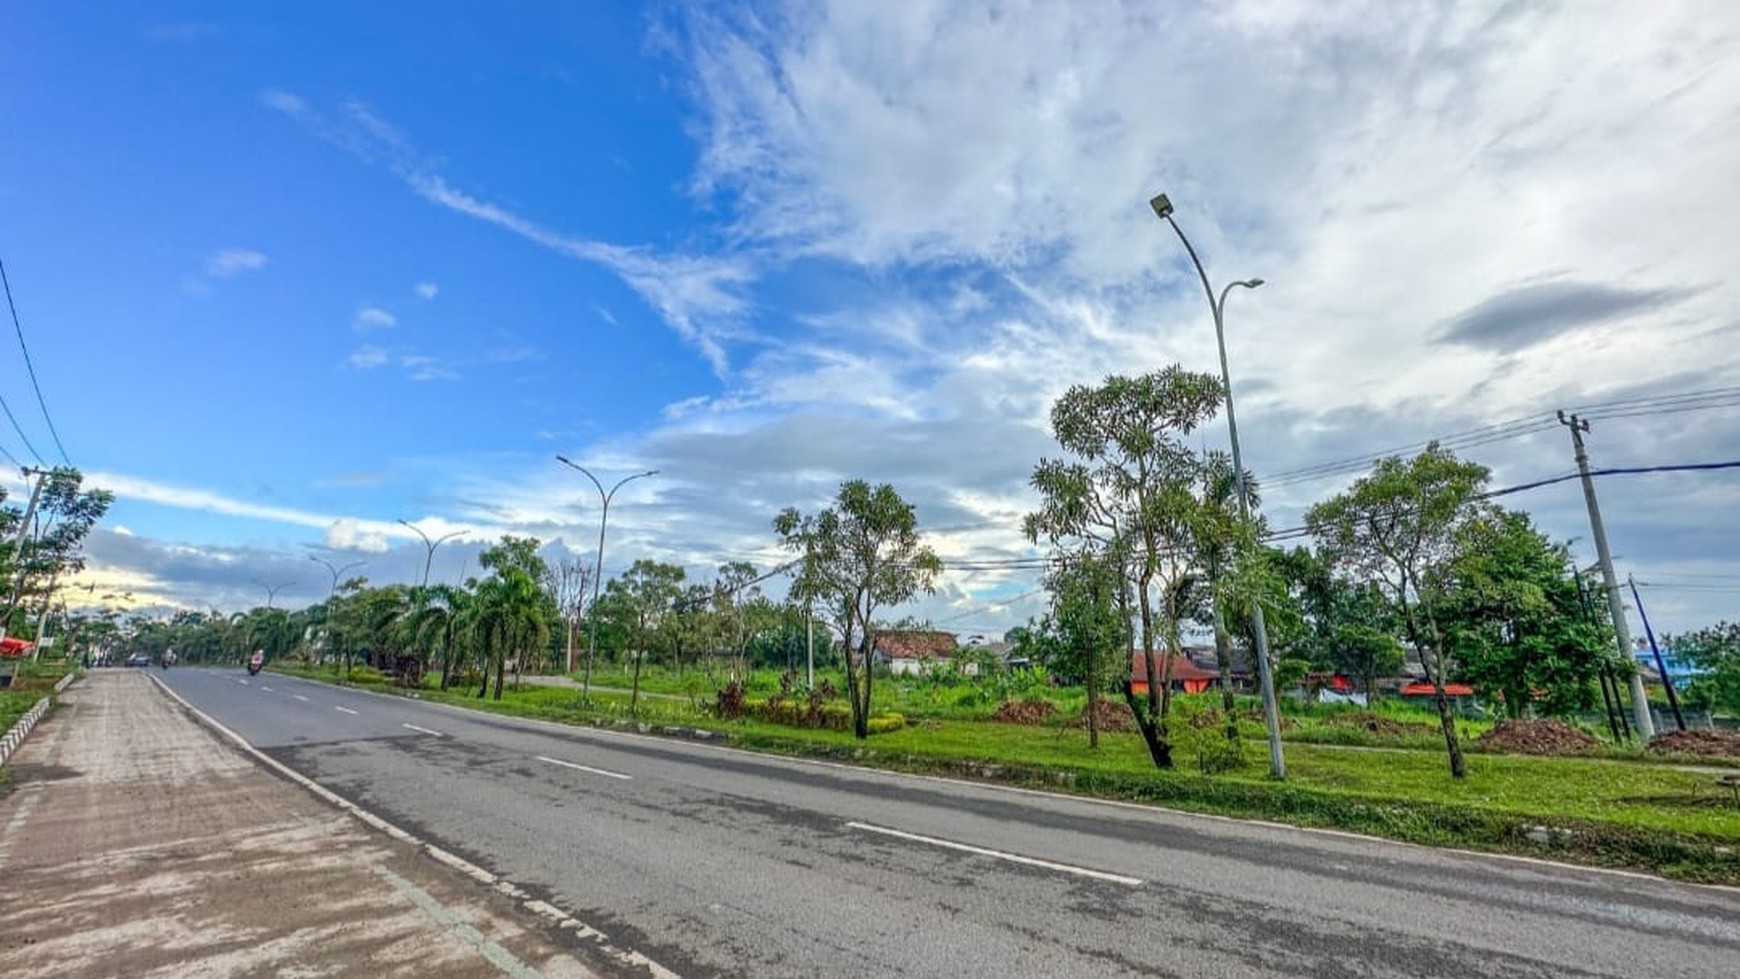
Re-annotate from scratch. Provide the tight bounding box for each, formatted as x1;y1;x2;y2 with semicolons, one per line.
247;651;264;676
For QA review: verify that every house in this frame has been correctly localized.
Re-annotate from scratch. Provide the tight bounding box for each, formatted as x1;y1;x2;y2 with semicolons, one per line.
1128;652;1223;695
872;630;962;676
1396;680;1478;711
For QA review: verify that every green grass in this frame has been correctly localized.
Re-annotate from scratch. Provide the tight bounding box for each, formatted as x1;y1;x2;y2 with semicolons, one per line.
1;689;42;734
268;661;1740;881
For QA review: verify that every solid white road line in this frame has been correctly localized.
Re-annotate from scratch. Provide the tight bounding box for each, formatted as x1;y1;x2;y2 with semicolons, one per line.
335;706;359;715
536;755;632;780
847;821;1143;886
293;694;310;702
402;723;444;737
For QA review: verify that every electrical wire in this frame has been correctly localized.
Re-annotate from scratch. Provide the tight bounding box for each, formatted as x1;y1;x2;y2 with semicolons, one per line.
0;257;69;464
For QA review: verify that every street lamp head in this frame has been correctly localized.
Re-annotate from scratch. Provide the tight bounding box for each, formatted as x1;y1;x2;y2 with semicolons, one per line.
1148;193;1174;220
1242;278;1265;289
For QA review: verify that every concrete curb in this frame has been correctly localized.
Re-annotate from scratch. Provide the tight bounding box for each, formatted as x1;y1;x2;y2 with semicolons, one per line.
147;673;679;979
0;696;51;768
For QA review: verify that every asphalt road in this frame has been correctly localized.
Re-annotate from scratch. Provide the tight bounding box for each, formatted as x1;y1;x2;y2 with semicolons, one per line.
157;667;1740;978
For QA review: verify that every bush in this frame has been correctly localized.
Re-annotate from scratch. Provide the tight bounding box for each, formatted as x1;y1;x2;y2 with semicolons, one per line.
346;666;388;685
714;679;748;719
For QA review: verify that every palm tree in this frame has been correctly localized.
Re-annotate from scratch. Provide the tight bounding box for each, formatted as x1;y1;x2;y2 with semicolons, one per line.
464;569;548;700
395;584;471;688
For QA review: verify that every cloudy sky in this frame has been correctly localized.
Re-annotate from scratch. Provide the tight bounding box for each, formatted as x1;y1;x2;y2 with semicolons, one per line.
3;1;1737;640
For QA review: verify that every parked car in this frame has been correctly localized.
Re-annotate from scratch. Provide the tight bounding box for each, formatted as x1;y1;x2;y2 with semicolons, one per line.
125;653;150;668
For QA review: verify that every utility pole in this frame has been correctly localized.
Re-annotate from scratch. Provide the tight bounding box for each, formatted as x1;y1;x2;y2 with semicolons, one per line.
1627;574;1685;732
556;457;657;704
2;466;49;641
806;611;815;691
1558;411;1655;739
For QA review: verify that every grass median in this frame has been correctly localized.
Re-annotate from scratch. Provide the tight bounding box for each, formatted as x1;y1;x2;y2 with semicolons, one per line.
270;663;1740;884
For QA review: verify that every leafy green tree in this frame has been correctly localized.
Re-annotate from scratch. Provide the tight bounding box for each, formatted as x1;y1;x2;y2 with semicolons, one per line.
1274;546;1403;699
1025;366;1224;769
776;480;942;739
1043;553;1128;748
1434;510;1610;718
1665;621;1740;715
1306;444;1490;778
603;559;687;713
2;467;114;637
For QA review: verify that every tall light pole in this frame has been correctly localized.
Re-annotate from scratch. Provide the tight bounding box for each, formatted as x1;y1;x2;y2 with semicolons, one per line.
1151;192;1286;780
556;456;657;702
309;556;364;677
251;578;296;610
398;520;466;588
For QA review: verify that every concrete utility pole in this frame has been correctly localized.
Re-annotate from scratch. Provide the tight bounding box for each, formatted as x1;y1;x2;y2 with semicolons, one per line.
1558;411;1654;739
1151;193;1286;780
1627;574;1685;732
2;466;49;641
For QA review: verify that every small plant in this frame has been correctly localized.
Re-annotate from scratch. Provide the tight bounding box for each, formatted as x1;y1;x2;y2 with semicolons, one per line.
715;679;748;720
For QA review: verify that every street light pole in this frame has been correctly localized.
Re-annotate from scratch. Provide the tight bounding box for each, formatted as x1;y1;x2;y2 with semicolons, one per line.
309;557;364;677
1151;192;1286;780
397;520;466;589
251;578;296;611
556;457;658;703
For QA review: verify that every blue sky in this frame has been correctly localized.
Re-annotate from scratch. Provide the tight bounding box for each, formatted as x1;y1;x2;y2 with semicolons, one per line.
3;2;1738;636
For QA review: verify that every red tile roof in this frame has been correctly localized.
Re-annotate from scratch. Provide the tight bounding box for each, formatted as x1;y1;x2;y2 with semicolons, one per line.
1399;681;1475;697
873;630;958;660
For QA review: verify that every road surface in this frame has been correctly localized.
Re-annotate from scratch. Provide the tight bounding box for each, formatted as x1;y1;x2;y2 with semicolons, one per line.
158;667;1740;978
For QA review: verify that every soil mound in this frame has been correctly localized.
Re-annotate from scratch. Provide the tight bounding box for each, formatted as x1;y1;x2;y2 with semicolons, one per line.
991;699;1058;725
1068;700;1135;733
1478;719;1600;755
1649;729;1740;758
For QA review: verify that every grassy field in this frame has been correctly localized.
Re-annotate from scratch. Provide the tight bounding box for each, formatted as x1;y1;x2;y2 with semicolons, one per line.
1;660;75;754
272;660;1740;881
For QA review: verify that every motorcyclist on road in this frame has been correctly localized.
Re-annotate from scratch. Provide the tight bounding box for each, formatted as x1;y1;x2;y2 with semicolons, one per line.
248;650;264;675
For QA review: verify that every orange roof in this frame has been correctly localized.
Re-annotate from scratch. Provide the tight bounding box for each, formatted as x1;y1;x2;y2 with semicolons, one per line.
873;630;957;660
1399;681;1475;697
1;636;34;656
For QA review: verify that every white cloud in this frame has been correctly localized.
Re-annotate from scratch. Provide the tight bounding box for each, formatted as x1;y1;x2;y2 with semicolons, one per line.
259;90;309;117
347;344;389;369
415;281;439;300
324;518;391;553
89;471;433;542
400;354;458;381
354;306;397;330
204;249;267;278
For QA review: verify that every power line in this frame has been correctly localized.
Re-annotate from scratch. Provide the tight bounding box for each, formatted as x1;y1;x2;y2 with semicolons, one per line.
0;258;70;464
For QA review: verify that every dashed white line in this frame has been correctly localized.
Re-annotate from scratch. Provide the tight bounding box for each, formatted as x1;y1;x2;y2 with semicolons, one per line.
335;706;359;715
293;694;310;702
536;755;632;780
846;821;1143;886
236;678;250;686
402;723;444;737
260;686;275;692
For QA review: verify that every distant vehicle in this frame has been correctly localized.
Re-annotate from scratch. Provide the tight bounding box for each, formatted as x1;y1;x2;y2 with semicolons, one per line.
125;653;150;668
247;650;264;676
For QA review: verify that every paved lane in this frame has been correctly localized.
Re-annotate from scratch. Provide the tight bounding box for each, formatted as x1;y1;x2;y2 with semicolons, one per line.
159;668;1740;979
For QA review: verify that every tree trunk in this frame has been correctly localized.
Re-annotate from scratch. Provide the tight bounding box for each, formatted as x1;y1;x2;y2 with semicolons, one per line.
1399;594;1464;778
1212;610;1239;743
1123;686;1172;768
631;648;645;715
494;650;506;700
1086;637;1100;749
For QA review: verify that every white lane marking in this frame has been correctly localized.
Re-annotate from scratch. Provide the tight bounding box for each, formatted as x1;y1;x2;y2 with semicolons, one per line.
236;678;250;686
260;686;275;692
536;755;632;780
335;706;359;715
402;723;444;737
293;694;310;702
847;821;1142;886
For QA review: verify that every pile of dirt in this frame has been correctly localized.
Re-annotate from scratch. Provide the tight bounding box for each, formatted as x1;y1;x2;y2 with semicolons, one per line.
1323;711;1415;737
1649;730;1740;758
1478;719;1600;756
991;699;1058;725
1067;700;1135;733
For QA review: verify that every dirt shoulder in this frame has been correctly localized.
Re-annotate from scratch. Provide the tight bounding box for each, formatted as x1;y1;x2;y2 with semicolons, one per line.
0;671;618;979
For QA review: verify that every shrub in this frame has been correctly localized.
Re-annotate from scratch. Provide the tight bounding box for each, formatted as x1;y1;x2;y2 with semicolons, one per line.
346;666;388;685
714;679;748;719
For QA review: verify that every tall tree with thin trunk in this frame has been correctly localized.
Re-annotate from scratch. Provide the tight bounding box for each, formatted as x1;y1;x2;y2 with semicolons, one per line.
1305;443;1489;778
776;480;942;740
1025;367;1225;770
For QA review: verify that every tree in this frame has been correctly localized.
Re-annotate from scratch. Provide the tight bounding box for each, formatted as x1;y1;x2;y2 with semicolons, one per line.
1435;510;1610;718
2;467;114;638
1042;553;1127;748
1306;443;1489;778
776;480;942;739
604;559;686;713
1664;621;1740;715
466;538;554;699
1024;367;1225;769
1274;546;1403;700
